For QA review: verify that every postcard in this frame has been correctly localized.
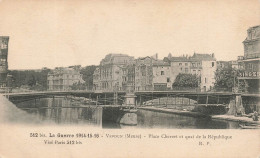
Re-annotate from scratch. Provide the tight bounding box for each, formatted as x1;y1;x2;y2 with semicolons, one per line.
0;0;259;157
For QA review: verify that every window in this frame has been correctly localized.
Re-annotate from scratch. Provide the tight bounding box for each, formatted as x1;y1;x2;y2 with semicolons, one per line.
212;62;215;67
205;78;207;83
0;59;6;62
185;63;188;66
179;63;182;66
167;77;170;82
161;71;165;75
1;43;7;49
185;68;188;73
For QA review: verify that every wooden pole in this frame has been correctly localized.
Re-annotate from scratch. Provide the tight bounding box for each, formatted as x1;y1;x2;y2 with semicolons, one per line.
217;95;219;106
116;92;118;105
152;92;154;106
166;93;168;108
96;95;98;106
105;93;107;105
206;95;208;106
140;94;142;106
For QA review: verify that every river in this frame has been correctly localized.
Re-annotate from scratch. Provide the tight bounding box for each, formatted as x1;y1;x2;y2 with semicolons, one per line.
12;97;240;129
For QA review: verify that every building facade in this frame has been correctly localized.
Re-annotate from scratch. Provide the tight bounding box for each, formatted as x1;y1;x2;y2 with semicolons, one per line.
134;56;154;91
47;66;84;91
93;54;134;92
164;53;216;91
0;36;9;92
238;25;260;93
152;60;171;90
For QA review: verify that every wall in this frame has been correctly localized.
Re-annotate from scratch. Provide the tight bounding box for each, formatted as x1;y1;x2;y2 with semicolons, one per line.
152;65;171;89
201;61;216;91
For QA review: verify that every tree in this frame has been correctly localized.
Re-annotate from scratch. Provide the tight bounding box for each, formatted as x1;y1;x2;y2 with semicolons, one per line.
172;73;199;88
214;67;245;92
70;82;87;90
9;68;51;91
80;65;97;90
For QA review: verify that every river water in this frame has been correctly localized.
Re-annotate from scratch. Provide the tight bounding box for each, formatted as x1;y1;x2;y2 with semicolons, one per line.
12;97;240;129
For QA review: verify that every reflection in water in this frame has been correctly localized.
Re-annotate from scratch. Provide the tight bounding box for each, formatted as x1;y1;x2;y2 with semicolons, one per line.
15;97;102;126
137;110;239;129
13;97;240;129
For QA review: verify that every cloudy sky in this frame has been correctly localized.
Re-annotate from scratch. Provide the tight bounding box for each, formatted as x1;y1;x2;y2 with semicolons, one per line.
0;0;259;69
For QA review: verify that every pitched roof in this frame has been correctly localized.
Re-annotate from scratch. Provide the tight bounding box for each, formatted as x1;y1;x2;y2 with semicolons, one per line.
164;53;216;62
190;53;216;61
152;60;170;66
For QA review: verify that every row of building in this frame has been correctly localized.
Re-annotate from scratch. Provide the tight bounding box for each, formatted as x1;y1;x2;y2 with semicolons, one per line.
92;52;217;92
92;25;260;93
45;25;259;93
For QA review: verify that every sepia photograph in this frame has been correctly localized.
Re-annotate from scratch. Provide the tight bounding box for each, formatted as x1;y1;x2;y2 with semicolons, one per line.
0;0;259;157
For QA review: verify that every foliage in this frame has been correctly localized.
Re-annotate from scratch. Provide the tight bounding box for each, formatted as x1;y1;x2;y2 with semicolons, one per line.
214;67;245;91
80;65;97;90
9;65;98;91
70;82;87;90
172;73;199;88
9;68;51;91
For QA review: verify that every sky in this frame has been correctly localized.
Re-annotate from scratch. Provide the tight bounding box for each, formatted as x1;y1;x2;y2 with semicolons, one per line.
0;0;259;69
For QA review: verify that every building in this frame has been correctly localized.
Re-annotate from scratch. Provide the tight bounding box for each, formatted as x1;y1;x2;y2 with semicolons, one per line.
152;60;171;90
190;53;216;92
164;55;192;86
217;61;231;69
238;25;260;93
47;66;84;91
0;36;9;92
228;60;239;69
164;53;216;91
125;63;135;91
93;54;134;92
134;56;156;91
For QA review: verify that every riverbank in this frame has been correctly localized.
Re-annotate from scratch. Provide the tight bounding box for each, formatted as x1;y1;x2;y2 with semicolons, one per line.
138;106;210;118
211;115;260;125
138;106;260;125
